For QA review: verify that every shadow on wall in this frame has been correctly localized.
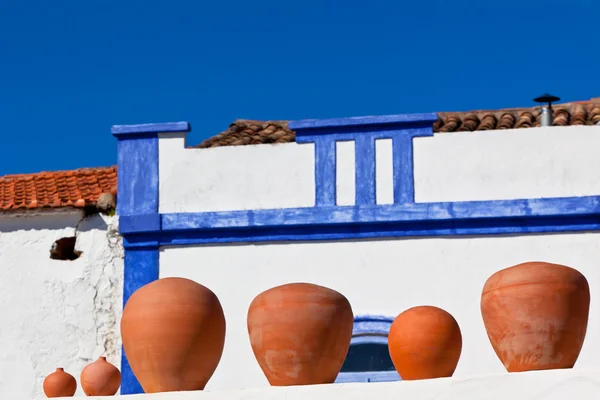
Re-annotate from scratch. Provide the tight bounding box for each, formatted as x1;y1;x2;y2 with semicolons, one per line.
0;210;84;233
0;209;111;261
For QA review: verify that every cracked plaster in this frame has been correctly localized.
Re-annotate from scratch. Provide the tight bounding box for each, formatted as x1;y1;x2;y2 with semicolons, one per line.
0;210;123;398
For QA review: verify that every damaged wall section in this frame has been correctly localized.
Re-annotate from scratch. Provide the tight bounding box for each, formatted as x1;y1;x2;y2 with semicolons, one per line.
0;209;124;399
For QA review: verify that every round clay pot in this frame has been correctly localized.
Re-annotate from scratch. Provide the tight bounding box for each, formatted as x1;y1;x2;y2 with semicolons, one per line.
247;282;354;386
481;261;590;372
121;277;226;393
388;306;462;380
80;356;121;396
43;368;77;398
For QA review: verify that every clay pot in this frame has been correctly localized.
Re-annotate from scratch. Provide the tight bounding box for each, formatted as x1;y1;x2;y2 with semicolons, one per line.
481;261;590;372
80;357;121;396
43;368;77;398
247;282;354;386
388;306;462;380
121;277;226;393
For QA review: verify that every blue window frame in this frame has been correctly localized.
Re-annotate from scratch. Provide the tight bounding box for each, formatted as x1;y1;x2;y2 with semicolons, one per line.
335;315;401;383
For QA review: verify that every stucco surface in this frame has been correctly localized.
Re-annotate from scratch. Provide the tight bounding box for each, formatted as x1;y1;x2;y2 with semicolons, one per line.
36;369;600;400
159;125;600;212
158;134;316;213
0;211;123;399
161;232;600;390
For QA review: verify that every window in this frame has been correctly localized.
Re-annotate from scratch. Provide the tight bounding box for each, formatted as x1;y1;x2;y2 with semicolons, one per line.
335;315;401;383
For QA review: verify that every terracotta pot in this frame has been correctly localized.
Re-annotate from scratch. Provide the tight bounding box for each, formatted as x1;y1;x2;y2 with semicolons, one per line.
121;277;226;393
80;356;121;396
43;368;77;398
247;282;354;386
388;306;462;380
481;261;590;372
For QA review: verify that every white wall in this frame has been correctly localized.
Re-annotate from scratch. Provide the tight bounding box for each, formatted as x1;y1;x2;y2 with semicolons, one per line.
161;232;600;390
154;124;600;391
0;210;123;399
158;133;315;213
159;126;600;212
38;369;600;400
413;126;600;202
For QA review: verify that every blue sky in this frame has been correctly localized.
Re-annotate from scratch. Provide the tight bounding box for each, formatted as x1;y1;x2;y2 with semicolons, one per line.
1;0;598;175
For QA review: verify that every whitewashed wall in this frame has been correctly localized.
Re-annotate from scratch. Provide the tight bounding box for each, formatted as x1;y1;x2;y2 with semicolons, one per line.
162;233;600;390
159;126;600;212
32;369;600;400
155;124;600;391
0;211;123;399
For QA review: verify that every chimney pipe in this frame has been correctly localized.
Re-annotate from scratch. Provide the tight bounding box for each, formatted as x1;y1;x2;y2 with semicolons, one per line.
533;93;561;127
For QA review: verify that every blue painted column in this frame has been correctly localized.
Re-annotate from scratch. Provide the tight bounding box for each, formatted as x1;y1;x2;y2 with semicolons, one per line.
290;114;438;208
111;121;191;394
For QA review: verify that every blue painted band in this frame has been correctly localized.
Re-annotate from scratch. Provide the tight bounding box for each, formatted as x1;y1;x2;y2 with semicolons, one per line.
289;113;438;131
295;127;433;144
118;213;600;248
159;196;600;231
123;234;160;250
353;315;393;336
121;247;159;394
314;137;337;206
114;122;177;395
393;134;415;204
111;121;191;136
355;135;376;205
116;137;159;216
120;214;161;234
351;336;389;345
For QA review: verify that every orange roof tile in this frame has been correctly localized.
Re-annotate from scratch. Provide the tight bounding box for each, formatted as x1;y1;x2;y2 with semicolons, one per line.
0;166;117;212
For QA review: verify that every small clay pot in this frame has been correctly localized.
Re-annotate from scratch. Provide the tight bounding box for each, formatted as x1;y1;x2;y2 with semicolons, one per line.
121;277;226;393
43;368;77;398
80;356;121;396
247;282;354;386
388;306;462;380
481;261;590;372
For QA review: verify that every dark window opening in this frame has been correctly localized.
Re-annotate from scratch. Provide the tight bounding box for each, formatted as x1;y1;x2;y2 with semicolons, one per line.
340;342;396;373
50;237;82;261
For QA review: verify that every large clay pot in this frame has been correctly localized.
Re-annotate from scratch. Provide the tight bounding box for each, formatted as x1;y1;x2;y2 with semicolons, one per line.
121;277;226;393
481;261;590;372
247;282;354;386
43;368;77;398
80;356;121;396
388;306;462;380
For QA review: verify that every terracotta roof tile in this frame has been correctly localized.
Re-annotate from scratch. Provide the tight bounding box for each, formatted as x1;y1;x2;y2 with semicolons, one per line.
195;120;295;148
195;99;600;148
0;166;117;212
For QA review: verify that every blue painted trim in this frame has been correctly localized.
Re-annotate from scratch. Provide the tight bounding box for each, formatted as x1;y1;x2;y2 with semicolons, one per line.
393;134;415;204
355;136;376;205
292;114;435;207
116;137;159;216
294;128;432;144
111;121;191;136
315;137;336;206
352;315;393;336
158;196;600;231
114;122;187;394
121;247;159;394
120;214;161;234
289;113;438;131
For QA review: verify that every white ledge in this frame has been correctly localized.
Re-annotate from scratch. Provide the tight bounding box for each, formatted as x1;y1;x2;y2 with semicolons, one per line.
42;369;600;399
